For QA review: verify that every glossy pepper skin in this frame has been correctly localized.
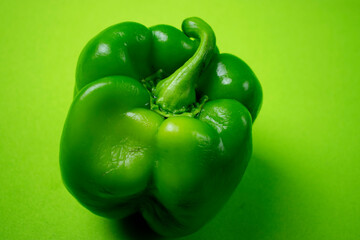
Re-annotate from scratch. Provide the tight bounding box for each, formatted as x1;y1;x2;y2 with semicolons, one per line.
60;17;262;237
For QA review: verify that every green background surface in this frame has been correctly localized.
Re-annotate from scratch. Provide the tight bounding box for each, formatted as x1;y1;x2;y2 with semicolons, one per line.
1;0;359;239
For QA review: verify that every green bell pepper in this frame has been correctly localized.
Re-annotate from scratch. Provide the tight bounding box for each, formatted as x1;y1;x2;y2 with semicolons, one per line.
60;17;262;237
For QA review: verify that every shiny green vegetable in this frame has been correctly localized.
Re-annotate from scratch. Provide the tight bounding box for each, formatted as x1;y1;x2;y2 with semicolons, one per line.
60;17;262;237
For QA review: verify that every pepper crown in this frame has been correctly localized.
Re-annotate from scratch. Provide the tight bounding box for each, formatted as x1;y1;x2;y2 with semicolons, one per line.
153;17;216;116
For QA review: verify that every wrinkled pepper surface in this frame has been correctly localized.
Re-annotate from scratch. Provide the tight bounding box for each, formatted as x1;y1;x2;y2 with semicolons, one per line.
60;17;262;237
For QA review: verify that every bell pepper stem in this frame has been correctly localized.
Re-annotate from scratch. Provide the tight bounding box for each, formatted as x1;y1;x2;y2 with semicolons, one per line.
154;17;216;114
